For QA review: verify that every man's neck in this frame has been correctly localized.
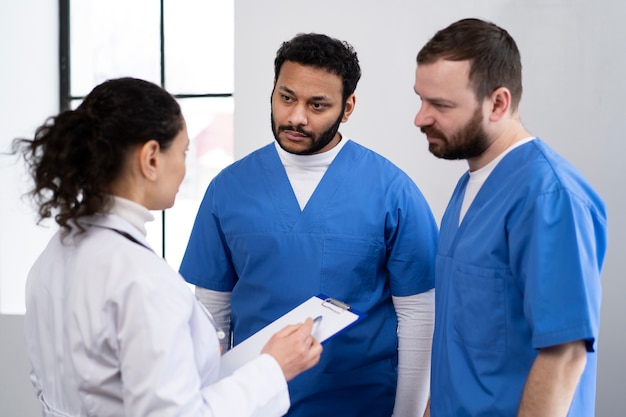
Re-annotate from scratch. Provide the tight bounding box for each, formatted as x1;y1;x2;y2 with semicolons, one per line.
468;122;531;172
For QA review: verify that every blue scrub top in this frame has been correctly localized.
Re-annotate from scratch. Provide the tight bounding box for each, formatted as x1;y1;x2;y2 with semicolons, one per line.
431;139;607;417
180;140;438;416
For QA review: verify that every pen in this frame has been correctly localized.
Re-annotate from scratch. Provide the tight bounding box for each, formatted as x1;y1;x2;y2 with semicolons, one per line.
312;315;323;336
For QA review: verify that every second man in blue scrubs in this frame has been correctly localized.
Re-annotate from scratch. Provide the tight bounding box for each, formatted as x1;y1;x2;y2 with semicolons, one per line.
413;18;607;417
180;33;438;417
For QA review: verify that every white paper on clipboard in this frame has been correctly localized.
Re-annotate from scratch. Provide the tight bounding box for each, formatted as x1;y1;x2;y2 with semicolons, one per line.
219;294;364;378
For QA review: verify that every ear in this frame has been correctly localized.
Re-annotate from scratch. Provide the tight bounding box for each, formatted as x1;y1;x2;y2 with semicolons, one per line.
341;94;356;122
270;79;277;102
488;87;511;122
138;140;161;181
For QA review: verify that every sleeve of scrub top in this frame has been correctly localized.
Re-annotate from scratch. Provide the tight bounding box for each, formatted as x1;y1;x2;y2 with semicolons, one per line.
510;187;605;351
392;291;434;417
196;287;232;352
385;177;438;296
179;181;238;292
115;267;289;417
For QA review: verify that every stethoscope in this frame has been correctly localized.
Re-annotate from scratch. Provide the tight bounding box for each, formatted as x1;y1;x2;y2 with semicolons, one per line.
94;224;227;341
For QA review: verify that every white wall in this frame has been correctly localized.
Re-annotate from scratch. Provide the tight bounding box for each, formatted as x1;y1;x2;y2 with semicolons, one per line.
0;0;58;414
234;1;625;416
2;1;624;416
0;3;59;314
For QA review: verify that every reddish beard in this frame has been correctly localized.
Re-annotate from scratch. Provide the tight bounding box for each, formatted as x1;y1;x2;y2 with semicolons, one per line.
422;106;490;160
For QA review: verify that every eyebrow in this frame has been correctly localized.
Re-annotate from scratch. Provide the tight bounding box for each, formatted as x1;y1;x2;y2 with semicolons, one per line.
430;97;456;106
416;91;456;107
278;85;296;96
277;85;331;102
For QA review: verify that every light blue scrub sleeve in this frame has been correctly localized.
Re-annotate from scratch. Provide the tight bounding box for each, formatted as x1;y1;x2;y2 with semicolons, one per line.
385;177;438;297
510;187;606;351
179;181;238;292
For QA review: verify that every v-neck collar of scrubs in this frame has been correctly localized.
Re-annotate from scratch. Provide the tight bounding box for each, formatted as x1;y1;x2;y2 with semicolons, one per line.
274;139;347;211
260;139;358;231
442;138;537;254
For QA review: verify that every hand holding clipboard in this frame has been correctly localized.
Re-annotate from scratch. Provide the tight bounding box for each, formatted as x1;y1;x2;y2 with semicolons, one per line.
219;294;365;379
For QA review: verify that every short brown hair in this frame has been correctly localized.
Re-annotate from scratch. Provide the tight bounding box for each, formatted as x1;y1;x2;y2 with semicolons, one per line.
417;18;523;110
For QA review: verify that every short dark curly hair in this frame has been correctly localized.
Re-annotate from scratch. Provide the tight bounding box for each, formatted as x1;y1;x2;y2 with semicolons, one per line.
274;33;361;102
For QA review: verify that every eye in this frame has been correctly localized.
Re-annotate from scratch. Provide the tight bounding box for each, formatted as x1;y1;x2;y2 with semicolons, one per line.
281;94;293;103
430;99;456;110
311;102;328;110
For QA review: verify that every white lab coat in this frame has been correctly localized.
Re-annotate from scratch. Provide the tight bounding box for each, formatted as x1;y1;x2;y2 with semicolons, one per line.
24;201;289;417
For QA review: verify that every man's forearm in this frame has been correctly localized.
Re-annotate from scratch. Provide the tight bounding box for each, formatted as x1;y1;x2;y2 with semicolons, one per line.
517;340;587;417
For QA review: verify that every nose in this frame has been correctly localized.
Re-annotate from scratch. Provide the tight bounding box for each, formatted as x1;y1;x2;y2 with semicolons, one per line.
413;104;432;128
288;103;308;127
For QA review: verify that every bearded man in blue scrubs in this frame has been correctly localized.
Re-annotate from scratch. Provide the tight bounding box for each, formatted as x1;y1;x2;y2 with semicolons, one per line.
180;33;439;416
413;18;608;417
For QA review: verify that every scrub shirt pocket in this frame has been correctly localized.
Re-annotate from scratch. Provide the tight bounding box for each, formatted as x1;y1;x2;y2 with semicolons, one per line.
321;238;379;303
452;263;508;352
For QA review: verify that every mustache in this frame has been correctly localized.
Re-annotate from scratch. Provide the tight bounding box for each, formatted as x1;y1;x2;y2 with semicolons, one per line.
278;125;313;138
421;126;446;139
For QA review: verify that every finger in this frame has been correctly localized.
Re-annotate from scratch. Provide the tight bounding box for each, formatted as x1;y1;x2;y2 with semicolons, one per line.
273;323;303;338
307;339;323;361
300;317;314;332
273;317;314;339
290;319;316;342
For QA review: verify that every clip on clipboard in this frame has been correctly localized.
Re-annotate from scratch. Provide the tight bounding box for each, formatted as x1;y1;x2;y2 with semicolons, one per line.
219;294;365;378
321;296;352;314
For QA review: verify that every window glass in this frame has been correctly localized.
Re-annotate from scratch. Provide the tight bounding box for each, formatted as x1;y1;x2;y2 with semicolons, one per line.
70;0;161;96
163;0;234;94
162;97;234;269
1;1;234;314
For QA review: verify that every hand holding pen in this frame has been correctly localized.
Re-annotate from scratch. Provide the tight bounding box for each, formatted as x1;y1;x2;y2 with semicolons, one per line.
261;317;323;381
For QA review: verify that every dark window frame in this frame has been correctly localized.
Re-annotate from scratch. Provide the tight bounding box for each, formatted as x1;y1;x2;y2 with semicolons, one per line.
58;0;233;258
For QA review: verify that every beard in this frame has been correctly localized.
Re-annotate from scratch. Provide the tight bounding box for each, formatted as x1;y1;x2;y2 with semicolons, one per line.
422;106;491;160
271;104;345;155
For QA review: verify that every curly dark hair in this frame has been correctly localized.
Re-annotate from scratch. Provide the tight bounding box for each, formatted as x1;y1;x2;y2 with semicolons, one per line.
12;77;183;235
274;33;361;102
417;18;523;111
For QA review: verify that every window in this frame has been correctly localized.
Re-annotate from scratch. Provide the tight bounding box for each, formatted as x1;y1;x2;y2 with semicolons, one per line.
0;0;234;314
62;0;234;268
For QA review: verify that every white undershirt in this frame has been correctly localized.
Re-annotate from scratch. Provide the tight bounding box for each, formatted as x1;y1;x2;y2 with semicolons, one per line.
109;196;154;235
459;137;535;224
274;138;347;210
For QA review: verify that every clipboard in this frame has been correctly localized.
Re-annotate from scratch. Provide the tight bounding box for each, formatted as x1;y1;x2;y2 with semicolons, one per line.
219;294;365;378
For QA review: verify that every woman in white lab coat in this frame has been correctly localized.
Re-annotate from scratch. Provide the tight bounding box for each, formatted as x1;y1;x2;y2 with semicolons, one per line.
14;77;322;417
